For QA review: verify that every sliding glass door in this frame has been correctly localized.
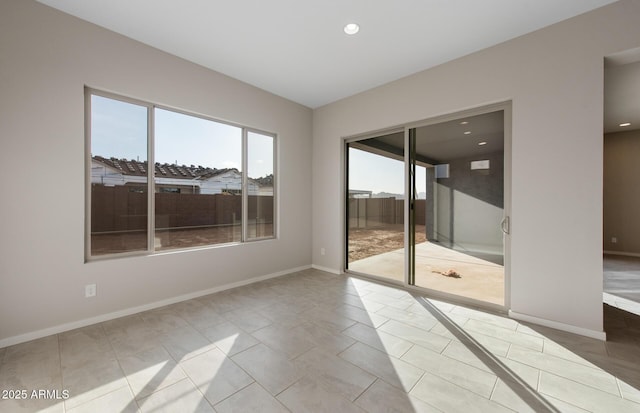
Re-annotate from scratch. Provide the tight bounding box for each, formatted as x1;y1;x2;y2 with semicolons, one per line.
410;110;506;306
345;106;509;308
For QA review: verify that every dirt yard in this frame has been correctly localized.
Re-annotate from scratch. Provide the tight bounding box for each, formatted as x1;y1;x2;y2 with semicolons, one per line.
348;224;427;262
91;224;273;255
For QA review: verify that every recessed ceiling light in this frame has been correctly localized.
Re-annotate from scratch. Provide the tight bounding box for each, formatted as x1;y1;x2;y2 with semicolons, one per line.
619;122;631;127
460;121;469;125
464;131;471;135
344;23;360;35
478;141;487;146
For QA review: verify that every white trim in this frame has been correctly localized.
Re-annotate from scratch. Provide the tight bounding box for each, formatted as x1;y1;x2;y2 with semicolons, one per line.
0;265;310;349
404;127;411;286
148;102;155;253
85;88;278;262
604;250;640;258
509;310;606;341
311;264;342;275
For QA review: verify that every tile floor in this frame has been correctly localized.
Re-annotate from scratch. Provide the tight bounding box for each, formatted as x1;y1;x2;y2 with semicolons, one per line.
604;254;640;316
1;268;639;412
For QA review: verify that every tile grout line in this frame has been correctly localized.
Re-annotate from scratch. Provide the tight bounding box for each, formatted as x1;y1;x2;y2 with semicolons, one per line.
536;373;601;413
350;376;379;405
404;369;426;395
614;377;624;399
208;378;256;410
398;341;414;358
487;374;500;402
64;322;139;412
57;333;67;413
540;370;630;405
103;322;142;413
533;353;541;394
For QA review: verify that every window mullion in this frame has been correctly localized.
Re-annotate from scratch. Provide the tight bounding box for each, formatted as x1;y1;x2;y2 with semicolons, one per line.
148;105;155;253
241;128;248;243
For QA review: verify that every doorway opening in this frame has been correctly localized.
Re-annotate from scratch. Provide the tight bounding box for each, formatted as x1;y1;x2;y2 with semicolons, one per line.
603;48;640;316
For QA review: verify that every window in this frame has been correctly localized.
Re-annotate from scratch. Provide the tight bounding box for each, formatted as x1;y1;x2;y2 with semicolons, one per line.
89;95;148;256
247;131;275;240
86;89;276;259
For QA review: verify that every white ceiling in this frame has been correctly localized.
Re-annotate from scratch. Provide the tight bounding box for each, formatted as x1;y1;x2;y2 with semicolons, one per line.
37;0;617;108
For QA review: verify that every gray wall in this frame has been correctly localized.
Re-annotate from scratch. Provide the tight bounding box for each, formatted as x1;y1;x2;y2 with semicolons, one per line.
312;0;640;337
0;0;312;345
603;129;640;255
434;151;504;254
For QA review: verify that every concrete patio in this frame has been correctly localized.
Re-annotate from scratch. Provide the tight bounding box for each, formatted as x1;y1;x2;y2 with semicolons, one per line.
348;241;505;306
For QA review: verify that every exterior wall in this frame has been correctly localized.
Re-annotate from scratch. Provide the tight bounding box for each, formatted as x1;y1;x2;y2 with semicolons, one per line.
435;151;504;254
200;170;260;195
312;0;640;336
0;0;312;344
603;129;640;255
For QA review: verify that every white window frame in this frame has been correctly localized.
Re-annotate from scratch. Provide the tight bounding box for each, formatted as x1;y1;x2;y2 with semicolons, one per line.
85;88;277;261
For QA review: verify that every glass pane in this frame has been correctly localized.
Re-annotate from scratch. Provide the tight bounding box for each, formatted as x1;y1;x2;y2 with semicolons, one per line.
154;109;242;250
413;111;505;306
247;131;275;239
90;95;148;256
347;134;405;282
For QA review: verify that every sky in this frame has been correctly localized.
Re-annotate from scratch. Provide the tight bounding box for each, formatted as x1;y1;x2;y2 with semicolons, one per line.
91;95;428;189
91;95;273;179
349;147;426;197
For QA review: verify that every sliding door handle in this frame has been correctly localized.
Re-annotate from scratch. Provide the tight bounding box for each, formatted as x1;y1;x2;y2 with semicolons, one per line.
501;216;510;235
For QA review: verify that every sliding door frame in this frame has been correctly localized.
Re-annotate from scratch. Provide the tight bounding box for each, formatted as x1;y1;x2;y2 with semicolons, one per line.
343;101;512;311
344;127;408;286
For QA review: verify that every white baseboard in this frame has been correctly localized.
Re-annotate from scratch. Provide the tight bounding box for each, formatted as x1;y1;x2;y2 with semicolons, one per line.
0;265;311;349
509;310;606;341
311;264;342;275
604;250;640;258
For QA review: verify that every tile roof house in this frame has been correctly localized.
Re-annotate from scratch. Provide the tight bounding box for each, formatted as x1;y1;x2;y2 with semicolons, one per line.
91;156;269;195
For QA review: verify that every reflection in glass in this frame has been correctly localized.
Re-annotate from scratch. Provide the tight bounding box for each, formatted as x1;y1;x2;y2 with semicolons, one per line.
412;111;505;306
90;95;148;255
154;108;242;250
247;131;275;239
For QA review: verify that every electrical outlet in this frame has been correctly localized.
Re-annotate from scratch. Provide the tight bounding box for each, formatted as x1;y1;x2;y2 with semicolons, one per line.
320;248;326;256
85;284;97;298
611;237;617;244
